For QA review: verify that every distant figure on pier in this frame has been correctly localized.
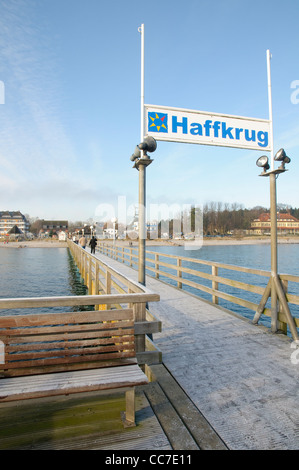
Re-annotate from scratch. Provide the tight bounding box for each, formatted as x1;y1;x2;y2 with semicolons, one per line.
89;236;97;254
79;235;87;249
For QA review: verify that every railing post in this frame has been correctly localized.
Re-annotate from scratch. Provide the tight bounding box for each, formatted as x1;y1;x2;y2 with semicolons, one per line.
82;251;86;282
133;302;146;355
129;246;133;267
88;256;92;293
106;271;111;294
177;258;182;289
212;265;219;304
155;254;159;279
85;253;89;285
94;261;99;295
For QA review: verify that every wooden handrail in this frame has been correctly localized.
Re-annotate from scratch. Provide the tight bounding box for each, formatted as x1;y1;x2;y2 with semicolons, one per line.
66;240;162;364
97;241;299;335
0;292;160;309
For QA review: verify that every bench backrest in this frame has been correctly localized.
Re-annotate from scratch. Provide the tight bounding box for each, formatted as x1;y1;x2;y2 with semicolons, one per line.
0;309;136;377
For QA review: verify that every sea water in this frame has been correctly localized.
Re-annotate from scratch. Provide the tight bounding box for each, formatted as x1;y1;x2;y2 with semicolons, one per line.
0;247;88;315
1;244;298;327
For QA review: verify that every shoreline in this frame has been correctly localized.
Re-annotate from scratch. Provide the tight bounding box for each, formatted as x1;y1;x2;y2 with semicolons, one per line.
1;237;299;249
0;241;68;248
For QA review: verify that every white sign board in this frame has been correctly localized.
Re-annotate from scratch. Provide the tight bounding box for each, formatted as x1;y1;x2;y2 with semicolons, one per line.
144;104;271;151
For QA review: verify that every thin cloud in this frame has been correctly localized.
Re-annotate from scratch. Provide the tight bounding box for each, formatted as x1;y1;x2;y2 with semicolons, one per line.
0;0;114;220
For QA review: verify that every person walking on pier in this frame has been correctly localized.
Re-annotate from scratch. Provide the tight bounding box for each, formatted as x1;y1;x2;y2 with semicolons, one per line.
79;235;87;249
89;236;97;254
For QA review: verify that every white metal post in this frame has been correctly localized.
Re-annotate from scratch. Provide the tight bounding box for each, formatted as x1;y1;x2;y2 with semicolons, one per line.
254;51;299;340
266;49;274;171
266;50;278;331
138;23;146;285
139;23;145;145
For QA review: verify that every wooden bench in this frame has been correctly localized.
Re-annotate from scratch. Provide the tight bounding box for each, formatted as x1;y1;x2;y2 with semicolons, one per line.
0;308;149;427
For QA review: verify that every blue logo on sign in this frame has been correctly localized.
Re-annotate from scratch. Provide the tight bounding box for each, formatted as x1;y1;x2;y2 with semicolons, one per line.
148;112;168;133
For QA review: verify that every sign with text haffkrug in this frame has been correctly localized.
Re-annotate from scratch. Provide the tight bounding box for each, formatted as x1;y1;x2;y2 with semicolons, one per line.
144;104;271;151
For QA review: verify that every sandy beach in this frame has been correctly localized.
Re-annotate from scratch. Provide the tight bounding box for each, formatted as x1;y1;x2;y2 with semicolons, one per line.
98;236;299;247
0;240;68;248
1;237;299;248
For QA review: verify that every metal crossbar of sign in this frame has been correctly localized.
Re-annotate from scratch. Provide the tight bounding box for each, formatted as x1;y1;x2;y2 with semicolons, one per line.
144;104;272;152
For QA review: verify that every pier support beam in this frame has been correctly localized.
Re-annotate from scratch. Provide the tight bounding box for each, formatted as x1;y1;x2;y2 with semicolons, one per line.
253;173;298;341
270;172;278;333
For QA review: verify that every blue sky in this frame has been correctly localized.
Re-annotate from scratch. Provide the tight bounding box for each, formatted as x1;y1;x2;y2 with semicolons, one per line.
0;0;299;223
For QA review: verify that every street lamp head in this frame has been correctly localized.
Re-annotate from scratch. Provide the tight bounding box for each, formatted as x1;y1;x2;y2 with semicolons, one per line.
274;148;291;171
274;148;291;164
130;137;157;169
138;136;157;153
256;149;291;176
130;146;141;162
256;155;270;173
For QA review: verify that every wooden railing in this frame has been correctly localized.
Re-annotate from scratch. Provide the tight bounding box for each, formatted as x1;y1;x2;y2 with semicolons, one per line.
67;240;162;364
97;241;299;336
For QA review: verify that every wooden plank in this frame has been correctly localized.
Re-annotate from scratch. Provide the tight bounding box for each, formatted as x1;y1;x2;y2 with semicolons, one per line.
0;391;171;450
133;303;146;354
5;344;136;364
143;382;199;450
280;273;299;283
146;249;271;277
147;261;266;296
6;334;135;353
124;388;136;425
0;300;139;375
147;364;227;450
134;320;161;335
0;357;138;377
0;309;134;327
6;336;135;354
0;365;148;402
285;292;299;306
0;293;160;310
1;321;135;338
2;350;137;371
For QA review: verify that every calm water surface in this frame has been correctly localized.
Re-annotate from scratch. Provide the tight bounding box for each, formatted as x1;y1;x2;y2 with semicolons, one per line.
1;244;299;329
0;247;88;315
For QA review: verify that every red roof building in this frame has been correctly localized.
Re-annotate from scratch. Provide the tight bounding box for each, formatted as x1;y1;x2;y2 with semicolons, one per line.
251;213;299;234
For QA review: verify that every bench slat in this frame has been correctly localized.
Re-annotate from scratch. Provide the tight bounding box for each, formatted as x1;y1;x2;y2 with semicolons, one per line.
0;308;138;377
6;334;135;352
0;357;138;377
6;342;135;362
0;364;148;402
4;326;135;344
2;349;136;370
0;303;151;426
0;309;133;328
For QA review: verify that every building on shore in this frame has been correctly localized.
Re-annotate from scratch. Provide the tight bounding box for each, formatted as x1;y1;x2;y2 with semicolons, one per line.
0;211;29;235
41;220;68;231
251;213;299;235
39;220;68;238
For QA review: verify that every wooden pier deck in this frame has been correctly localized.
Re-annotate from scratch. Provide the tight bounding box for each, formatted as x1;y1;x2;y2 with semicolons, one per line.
92;251;299;451
1;246;298;451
